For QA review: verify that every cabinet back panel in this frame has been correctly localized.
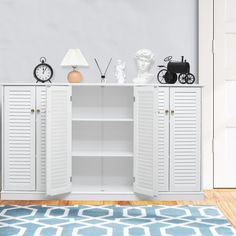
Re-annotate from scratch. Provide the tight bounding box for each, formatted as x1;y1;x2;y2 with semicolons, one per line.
72;157;102;192
72;122;102;153
73;122;133;153
72;157;133;193
103;123;133;153
103;87;133;119
72;87;102;119
103;157;133;192
72;87;133;119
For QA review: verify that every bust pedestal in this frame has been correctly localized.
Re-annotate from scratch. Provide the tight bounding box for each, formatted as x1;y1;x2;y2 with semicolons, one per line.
133;74;154;84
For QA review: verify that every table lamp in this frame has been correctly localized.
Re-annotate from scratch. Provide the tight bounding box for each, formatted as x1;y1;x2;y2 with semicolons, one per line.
61;48;89;83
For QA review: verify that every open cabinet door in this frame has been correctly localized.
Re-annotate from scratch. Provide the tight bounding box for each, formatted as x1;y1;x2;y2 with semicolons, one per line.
133;86;158;197
46;86;72;196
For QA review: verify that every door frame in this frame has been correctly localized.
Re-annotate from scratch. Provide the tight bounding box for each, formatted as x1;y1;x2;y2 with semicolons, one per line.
198;0;214;189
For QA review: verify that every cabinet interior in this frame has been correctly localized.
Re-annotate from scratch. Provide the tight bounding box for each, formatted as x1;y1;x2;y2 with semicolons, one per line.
72;86;133;119
72;86;134;192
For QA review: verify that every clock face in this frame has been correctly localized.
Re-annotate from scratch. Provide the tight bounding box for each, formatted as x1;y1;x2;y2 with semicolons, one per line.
34;64;53;81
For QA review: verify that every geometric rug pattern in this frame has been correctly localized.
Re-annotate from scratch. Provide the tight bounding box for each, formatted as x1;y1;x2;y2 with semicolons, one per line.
0;205;235;236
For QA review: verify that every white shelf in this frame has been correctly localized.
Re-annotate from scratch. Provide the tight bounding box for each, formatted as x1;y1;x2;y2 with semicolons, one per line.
72;185;102;193
72;185;133;193
72;118;133;122
102;185;133;193
72;151;133;157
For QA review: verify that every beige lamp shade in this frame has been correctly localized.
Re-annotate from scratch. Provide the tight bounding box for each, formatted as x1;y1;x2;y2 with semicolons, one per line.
61;49;89;67
61;49;89;83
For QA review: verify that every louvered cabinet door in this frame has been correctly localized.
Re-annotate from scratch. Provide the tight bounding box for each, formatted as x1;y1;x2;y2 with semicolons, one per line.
36;87;46;191
46;86;72;196
133;86;158;197
170;87;201;192
157;87;170;192
4;86;36;191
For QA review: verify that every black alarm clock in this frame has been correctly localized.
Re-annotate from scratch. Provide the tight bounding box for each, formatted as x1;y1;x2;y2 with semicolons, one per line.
33;57;53;83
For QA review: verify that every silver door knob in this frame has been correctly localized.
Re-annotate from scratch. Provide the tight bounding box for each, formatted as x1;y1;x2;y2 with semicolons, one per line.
36;109;40;113
31;109;35;113
171;110;175;115
165;110;169;115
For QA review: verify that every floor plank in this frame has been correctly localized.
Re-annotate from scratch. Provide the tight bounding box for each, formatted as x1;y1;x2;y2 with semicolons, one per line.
1;189;236;228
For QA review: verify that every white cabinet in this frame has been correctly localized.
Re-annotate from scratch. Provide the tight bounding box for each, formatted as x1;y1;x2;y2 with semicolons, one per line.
1;84;202;200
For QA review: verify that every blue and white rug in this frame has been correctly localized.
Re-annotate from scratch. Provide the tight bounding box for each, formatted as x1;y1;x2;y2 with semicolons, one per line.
0;205;235;236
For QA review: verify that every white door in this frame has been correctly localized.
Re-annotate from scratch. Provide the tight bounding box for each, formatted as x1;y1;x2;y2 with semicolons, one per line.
214;0;236;187
4;86;36;191
36;86;47;191
170;87;201;192
46;86;72;196
133;86;158;197
157;87;170;192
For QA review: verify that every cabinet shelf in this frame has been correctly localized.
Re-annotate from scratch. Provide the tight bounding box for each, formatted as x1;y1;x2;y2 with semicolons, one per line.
72;151;133;157
72;118;133;122
72;185;133;193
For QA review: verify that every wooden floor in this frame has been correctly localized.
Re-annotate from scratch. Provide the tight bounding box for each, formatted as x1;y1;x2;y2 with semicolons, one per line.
0;189;236;229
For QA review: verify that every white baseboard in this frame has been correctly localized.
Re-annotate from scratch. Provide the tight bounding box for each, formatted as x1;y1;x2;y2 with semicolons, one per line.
1;191;204;201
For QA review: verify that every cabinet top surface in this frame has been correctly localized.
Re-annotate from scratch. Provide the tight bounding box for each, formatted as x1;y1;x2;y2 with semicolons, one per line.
1;83;204;87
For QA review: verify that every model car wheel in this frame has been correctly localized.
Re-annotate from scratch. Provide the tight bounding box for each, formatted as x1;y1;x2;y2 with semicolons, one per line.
157;69;168;84
186;73;195;84
178;73;187;84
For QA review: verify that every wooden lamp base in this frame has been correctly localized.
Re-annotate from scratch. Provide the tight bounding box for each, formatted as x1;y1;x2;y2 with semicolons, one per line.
67;70;83;83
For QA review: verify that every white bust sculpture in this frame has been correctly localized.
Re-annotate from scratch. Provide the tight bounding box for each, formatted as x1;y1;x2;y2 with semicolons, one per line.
133;49;155;84
115;60;126;84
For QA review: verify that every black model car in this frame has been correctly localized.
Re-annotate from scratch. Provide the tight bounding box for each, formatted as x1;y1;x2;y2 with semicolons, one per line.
157;56;195;84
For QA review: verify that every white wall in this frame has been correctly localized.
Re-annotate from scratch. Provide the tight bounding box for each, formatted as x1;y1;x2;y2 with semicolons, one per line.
0;0;197;83
0;0;214;189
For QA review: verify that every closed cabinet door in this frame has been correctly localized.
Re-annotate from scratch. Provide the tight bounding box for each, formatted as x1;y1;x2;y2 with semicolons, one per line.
36;87;47;191
46;86;72;196
170;87;201;192
157;87;170;192
4;86;36;191
133;86;158;197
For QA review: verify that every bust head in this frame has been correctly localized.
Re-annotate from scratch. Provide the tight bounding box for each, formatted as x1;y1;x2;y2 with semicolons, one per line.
133;49;155;83
135;49;155;74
